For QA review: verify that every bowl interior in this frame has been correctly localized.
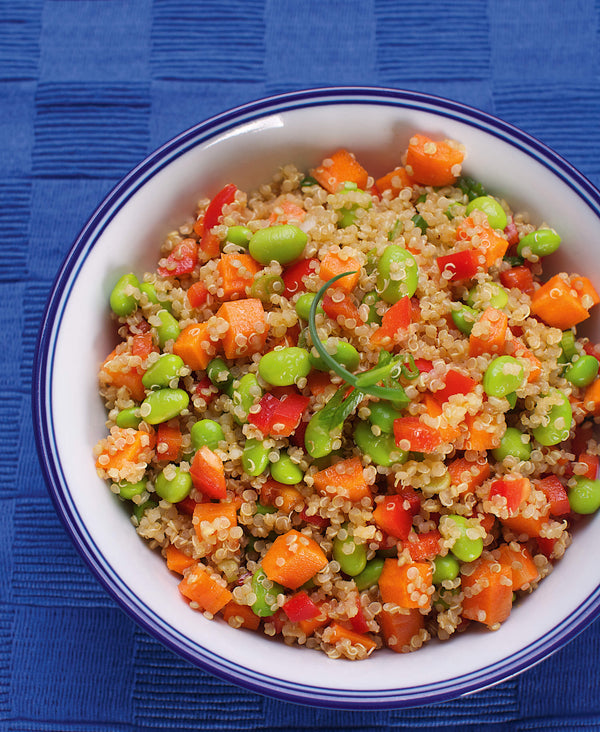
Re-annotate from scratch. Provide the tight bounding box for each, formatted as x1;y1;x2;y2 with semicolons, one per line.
40;91;600;707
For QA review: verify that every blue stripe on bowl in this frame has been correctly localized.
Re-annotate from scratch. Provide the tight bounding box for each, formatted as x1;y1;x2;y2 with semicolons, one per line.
32;86;600;709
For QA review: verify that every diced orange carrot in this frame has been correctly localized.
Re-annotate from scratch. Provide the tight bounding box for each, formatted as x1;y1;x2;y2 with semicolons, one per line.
299;607;328;636
222;601;261;630
312;456;371;503
216;253;262;300
165;544;195;575
583;378;600;414
131;332;157;361
178;564;232;614
156;420;182;462
496;543;540;591
447;456;491;493
379;608;425;653
312;149;369;194
173;322;219;371
469;307;509;357
260;480;304;513
571;275;600;306
379;559;433;610
95;427;155;474
262;529;328;590
461;556;513;627
531;274;591;329
192;502;237;540
501;513;548;539
217;298;269;360
375;166;413;196
405;133;464;187
324;622;377;652
463;412;502;451
100;348;146;401
319;250;361;292
456;216;508;268
509;337;542;382
422;394;461;443
268;199;306;225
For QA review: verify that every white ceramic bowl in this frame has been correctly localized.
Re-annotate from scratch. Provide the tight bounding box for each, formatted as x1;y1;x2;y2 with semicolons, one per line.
34;87;600;708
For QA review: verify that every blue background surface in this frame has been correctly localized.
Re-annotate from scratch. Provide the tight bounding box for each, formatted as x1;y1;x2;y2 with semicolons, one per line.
2;1;600;729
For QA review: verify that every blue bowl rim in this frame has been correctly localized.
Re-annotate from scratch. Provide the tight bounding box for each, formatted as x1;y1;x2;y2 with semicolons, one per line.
32;84;600;710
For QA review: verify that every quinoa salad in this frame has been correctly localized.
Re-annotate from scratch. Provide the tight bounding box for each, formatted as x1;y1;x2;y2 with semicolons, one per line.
94;133;600;660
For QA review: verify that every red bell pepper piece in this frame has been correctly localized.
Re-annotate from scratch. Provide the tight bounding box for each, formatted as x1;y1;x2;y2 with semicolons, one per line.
578;453;599;480
157;238;198;277
414;358;434;373
538;475;571;516
189;446;227;499
322;292;362;326
177;495;200;516
373;491;420;541
583;342;600;366
282;591;321;622
349;597;370;634
248;393;309;438
536;536;557;558
436;250;480;281
504;220;519;247
405;529;441;561
298;508;330;530
499;265;535;295
282;258;318;297
203;183;237;233
195;376;217;406
432;368;477;404
489;476;531;516
187;280;209;308
131;332;156;360
393;416;442;453
380;296;412;334
248;393;280;434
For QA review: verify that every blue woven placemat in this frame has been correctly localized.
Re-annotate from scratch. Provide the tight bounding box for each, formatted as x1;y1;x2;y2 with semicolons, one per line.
3;1;600;729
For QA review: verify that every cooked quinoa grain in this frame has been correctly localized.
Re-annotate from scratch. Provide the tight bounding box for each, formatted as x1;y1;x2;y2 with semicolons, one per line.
95;133;600;659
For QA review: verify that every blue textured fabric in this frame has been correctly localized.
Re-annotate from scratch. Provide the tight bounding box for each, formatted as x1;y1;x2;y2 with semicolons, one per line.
3;0;600;729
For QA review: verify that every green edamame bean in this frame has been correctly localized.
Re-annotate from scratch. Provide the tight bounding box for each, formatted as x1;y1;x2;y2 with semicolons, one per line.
492;427;532;462
232;373;262;424
309;340;360;372
141;388;189;425
155;309;180;347
565;355;599;387
368;401;404;433
258;347;311;386
249;224;308;265
451;304;478;335
333;526;367;577
568;477;600;514
532;390;573;446
207;358;234;396
376;245;419;304
483;356;525;398
154;466;192;503
190;419;225;451
139;282;159;304
251;567;283;617
132;499;157;524
116;407;142;429
506;392;518;410
432;554;460;584
250;273;285;303
353;557;385;591
295;293;324;321
242;438;270;477
110;273;140;316
270;453;304;484
353;421;407;467
142;353;185;389
445;515;483;563
225;225;252;249
117;477;147;500
467;282;509;310
466;196;508;230
517;228;561;258
361;291;382;325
